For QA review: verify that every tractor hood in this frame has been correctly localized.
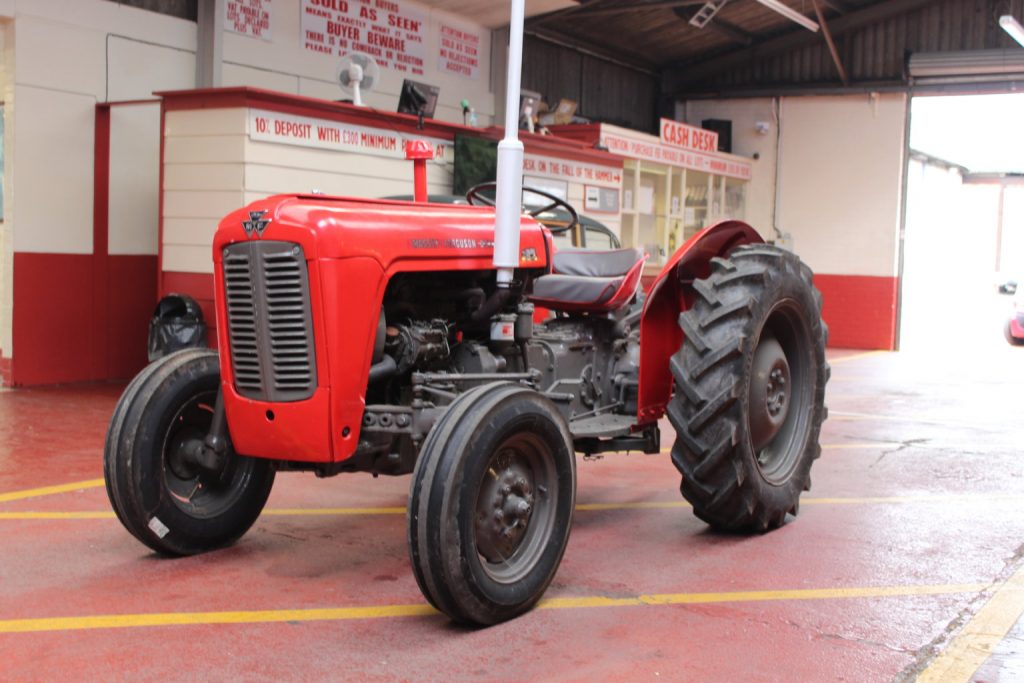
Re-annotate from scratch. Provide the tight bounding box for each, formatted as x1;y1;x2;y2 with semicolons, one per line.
212;194;551;272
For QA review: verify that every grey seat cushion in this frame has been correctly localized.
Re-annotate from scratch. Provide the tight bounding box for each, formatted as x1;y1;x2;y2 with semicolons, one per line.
531;273;623;305
552;248;644;278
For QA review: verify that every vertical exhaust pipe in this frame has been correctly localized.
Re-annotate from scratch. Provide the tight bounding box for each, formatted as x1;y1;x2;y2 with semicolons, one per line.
493;0;526;288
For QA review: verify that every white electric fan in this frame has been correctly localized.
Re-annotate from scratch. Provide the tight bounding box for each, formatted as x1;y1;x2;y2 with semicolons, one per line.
337;52;380;107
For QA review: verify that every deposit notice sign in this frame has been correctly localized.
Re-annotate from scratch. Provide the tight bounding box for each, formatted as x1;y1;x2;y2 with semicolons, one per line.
248;108;451;161
226;0;271;38
301;0;426;76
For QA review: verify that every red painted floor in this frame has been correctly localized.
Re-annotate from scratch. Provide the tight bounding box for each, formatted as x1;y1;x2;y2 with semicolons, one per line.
1;341;1023;681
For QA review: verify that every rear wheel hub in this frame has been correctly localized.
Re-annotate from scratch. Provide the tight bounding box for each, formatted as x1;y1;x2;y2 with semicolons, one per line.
749;334;791;451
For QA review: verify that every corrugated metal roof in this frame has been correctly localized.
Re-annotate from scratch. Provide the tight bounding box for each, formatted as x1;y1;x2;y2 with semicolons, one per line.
516;0;1024;95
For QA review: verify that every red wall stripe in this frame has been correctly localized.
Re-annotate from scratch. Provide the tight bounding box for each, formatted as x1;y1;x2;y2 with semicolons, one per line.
641;271;898;351
814;274;898;351
107;255;158;376
92;105;111;380
11;253;156;386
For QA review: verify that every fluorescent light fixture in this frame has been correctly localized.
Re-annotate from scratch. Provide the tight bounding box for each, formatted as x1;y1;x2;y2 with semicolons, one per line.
755;0;819;32
1001;15;1024;48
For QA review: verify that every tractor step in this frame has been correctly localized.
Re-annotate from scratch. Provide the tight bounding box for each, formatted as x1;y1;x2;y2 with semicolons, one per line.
569;414;635;439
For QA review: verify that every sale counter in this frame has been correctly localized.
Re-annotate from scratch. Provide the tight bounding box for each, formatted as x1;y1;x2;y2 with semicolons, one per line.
550;121;753;274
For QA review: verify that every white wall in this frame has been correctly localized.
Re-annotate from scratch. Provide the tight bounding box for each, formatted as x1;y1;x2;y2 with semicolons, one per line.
776;94;906;277
0;21;11;357
2;1;196;261
682;93;908;278
222;1;495;127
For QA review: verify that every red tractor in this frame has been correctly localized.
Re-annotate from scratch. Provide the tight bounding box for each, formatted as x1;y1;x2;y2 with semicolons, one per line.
104;2;828;626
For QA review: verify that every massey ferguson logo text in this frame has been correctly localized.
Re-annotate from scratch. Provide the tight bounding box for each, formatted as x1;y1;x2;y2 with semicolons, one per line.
242;210;271;238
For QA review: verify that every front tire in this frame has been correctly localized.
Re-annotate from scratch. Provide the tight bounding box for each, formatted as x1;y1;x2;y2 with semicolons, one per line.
667;245;829;532
408;383;576;625
105;349;275;555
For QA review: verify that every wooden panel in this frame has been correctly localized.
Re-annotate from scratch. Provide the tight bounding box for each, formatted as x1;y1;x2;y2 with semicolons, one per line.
109;103;161;256
163;135;247;164
164;108;249;137
163;190;245;220
163;163;245;191
163;244;214;274
162;218;220;247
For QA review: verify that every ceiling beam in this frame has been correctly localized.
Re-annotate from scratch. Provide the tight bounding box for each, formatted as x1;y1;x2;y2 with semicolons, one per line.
673;6;754;46
531;0;705;22
664;0;935;94
818;0;852;13
525;0;591;23
526;27;658;72
812;0;849;84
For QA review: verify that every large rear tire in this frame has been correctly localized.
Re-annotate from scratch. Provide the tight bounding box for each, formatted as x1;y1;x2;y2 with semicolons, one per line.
105;349;275;555
408;383;576;625
667;245;829;532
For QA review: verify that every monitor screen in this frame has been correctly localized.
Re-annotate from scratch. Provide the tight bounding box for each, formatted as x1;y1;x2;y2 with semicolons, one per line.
397;80;440;119
453;135;499;197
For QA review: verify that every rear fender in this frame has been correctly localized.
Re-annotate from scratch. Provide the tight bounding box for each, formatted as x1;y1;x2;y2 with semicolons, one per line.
636;220;763;424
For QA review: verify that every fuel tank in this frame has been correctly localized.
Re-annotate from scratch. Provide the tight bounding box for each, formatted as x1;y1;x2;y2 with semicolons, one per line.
213;194;551;270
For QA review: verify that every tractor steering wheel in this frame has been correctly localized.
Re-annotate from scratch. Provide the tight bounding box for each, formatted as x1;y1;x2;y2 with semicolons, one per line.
465;182;580;235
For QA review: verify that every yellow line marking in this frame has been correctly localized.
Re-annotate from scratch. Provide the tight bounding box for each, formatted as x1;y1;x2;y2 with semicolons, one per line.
0;478;105;503
827;350;888;364
0;442;890;503
0;582;991;634
917;565;1024;682
5;493;1024;521
0;511;115;520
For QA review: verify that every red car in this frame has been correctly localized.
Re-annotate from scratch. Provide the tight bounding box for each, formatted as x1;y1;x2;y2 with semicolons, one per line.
1006;291;1024;345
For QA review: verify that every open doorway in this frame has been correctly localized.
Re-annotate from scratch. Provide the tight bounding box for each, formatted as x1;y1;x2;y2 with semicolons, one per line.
900;93;1024;352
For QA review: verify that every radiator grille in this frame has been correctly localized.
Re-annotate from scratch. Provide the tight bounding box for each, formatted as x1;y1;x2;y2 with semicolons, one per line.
222;241;316;402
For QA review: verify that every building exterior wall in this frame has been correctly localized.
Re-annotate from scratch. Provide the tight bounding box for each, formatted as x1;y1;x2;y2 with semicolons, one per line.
683;92;908;349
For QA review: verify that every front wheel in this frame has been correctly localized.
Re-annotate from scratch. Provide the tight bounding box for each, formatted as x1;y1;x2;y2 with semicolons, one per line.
668;245;829;532
408;383;576;625
104;349;275;555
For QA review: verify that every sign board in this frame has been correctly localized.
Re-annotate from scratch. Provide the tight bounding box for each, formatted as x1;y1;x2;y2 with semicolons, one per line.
601;131;751;180
438;21;481;80
522;176;568;207
248;108;451;162
522;154;622;189
226;0;272;38
660;118;718;153
585;186;619;214
301;0;426;77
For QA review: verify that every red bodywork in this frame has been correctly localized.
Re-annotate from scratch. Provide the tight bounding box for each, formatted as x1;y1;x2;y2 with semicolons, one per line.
212;195;551;463
212;194;762;463
1009;299;1024;341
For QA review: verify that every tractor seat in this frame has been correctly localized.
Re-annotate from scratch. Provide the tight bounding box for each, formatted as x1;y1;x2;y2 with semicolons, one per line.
530;248;647;313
